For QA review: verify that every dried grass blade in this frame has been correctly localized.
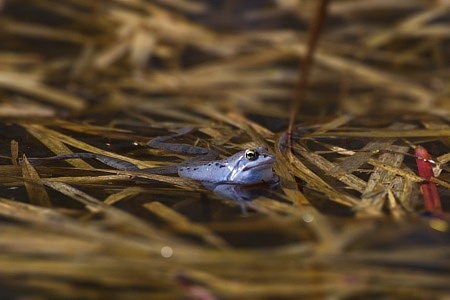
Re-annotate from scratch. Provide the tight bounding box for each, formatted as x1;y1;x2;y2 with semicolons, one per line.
226;112;274;138
0;198;178;258
22;124;155;169
328;123;415;175
45;174;135;185
1;19;90;43
124;171;202;190
395;167;418;210
249;197;333;252
0;165;35;186
0;197;98;238
130;30;155;74
10;140;18;166
0;102;57;118
125;98;209;124
144;202;231;250
311;115;354;135
22;124;93;169
70;168;202;190
181;268;350;299
367;158;422;183
274;134;310;206
313;128;450;138
387;189;407;221
54;120;133;136
287;148;359;207
295;144;367;192
421;118;450;148
104;187;146;205
358;144;409;214
430;177;450;190
0;71;85;111
21;155;52;207
198;108;273;149
0;225;102;257
155;0;207;13
198;127;240;146
42;180;182;244
364;4;450;48
311;49;434;107
93;41;129;70
281;148;350;247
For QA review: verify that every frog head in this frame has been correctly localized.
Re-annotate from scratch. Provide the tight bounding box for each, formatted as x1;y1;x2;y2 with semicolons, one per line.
227;146;276;184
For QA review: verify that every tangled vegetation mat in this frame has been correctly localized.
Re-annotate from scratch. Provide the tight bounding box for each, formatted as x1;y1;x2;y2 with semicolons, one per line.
0;1;449;299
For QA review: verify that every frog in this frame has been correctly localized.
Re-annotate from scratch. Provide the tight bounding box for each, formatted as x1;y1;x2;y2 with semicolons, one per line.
176;146;276;184
24;130;276;185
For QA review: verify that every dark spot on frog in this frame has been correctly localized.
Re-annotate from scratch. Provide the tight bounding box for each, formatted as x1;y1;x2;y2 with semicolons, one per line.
180;168;185;171
193;168;198;170
215;162;219;166
219;165;225;168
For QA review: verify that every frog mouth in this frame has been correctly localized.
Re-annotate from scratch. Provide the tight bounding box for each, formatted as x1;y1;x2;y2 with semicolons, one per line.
243;160;275;171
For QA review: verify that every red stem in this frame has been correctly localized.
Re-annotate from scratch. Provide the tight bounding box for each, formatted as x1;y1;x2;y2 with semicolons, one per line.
415;146;442;212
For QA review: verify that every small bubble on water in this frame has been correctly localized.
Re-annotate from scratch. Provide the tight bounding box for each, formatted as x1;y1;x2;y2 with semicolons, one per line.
302;213;314;223
161;246;173;258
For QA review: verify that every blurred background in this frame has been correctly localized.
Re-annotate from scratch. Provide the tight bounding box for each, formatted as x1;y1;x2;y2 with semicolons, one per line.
1;0;449;119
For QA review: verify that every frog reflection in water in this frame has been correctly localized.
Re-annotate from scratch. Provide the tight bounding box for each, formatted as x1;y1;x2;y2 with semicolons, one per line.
25;132;276;185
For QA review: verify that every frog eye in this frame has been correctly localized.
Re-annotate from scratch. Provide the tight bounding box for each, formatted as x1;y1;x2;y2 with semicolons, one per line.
245;149;258;161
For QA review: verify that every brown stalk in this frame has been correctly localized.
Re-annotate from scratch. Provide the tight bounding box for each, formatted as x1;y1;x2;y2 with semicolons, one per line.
287;0;330;145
